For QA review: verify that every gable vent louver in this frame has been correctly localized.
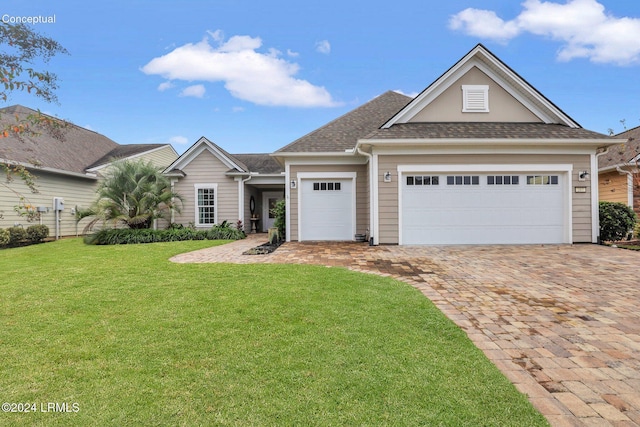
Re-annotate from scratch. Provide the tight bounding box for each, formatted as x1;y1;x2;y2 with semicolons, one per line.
462;85;489;113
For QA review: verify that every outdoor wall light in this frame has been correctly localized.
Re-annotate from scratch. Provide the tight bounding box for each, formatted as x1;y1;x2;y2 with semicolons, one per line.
383;172;392;182
290;180;297;189
578;171;590;181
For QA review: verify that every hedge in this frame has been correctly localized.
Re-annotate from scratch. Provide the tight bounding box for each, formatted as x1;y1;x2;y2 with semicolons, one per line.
84;225;245;245
599;201;637;242
0;225;49;248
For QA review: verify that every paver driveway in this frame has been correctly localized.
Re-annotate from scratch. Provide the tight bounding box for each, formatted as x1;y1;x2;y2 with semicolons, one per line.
172;235;640;427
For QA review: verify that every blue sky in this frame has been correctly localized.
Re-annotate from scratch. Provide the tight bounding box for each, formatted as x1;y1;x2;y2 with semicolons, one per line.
2;0;640;154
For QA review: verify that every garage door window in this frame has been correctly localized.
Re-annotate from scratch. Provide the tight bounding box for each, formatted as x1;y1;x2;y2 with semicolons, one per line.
488;175;519;185
527;175;558;185
447;175;479;185
313;182;341;191
406;175;439;186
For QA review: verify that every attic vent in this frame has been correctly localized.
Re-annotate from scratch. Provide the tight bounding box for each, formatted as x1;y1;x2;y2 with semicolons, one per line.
462;85;489;113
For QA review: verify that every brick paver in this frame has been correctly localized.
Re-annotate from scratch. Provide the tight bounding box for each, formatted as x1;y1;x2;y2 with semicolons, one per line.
171;235;640;426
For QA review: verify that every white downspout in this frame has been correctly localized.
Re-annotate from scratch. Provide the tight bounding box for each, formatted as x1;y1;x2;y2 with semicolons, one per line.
615;166;634;208
356;146;374;245
594;147;611;244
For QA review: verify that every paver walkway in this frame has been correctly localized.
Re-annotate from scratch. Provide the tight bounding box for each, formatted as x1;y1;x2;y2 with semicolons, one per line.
172;235;640;427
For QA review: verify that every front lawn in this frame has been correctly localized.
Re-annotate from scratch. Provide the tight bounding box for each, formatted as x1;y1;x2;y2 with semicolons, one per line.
0;239;547;426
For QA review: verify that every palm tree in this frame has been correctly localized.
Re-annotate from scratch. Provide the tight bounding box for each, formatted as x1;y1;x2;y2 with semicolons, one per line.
79;159;182;230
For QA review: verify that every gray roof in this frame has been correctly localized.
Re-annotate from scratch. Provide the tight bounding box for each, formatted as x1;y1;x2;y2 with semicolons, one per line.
598;126;640;170
0;105;119;174
364;122;611;141
0;105;171;174
231;153;283;174
276;91;412;153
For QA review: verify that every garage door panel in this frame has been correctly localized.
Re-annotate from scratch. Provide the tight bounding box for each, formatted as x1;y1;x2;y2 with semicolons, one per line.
300;179;353;241
401;172;567;245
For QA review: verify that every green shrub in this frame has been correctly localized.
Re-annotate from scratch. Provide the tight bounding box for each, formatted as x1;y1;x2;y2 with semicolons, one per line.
85;225;245;245
26;225;49;242
7;226;27;245
0;228;9;246
206;223;245;240
599;201;637;242
271;200;286;241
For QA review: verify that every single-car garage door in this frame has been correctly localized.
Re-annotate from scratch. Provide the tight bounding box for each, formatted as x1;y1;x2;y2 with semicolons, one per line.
300;178;354;241
401;172;568;245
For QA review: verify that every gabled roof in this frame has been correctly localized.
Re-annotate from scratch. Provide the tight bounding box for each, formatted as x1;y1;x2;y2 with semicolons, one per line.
232;154;283;174
0;105;119;174
598;126;640;170
382;44;580;129
364;122;609;141
87;144;174;170
0;105;175;176
275;91;412;153
163;136;283;175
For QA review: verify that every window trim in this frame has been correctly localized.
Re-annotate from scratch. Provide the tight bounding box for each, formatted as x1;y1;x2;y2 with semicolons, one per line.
194;183;218;227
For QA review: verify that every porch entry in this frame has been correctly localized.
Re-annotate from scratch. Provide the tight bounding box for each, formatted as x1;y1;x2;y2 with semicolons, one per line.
262;191;284;231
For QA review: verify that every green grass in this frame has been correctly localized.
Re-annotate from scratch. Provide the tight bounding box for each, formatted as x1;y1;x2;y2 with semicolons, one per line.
0;239;548;426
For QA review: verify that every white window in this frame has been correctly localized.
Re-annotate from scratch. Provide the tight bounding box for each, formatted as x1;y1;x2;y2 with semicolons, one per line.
312;181;342;191
446;175;479;185
487;175;520;185
195;184;218;226
526;175;559;185
406;175;439;186
462;85;489;112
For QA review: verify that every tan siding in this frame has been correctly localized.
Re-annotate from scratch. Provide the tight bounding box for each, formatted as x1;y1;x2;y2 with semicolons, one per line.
97;146;178;177
289;163;368;241
0;171;98;237
409;67;542;123
599;171;628;205
137;146;178;169
172;150;239;228
377;154;593;244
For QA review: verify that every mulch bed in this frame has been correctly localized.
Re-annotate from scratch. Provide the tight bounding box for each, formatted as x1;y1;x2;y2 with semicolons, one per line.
243;240;283;255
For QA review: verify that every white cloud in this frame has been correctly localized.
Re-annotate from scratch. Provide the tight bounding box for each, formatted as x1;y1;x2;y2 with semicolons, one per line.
142;31;339;107
158;81;174;91
287;49;299;57
169;136;189;145
180;84;206;98
315;40;331;54
449;0;640;65
232;106;245;113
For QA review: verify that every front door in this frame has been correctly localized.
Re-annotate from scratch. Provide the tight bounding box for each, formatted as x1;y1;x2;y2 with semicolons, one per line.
262;191;284;231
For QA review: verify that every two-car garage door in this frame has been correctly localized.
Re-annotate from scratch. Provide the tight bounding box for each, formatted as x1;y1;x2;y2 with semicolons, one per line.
401;171;569;245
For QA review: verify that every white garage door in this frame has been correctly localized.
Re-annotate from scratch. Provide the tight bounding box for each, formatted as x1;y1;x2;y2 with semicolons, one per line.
300;179;354;241
401;173;567;245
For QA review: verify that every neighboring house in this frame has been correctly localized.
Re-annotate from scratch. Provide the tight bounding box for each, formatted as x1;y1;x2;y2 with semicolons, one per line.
168;44;622;245
598;126;640;215
0;105;178;237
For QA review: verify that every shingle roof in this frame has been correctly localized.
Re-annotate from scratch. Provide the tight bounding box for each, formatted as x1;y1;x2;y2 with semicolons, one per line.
276;91;412;153
364;122;611;141
231;154;283;174
598;126;640;170
0;105;172;175
0;105;119;174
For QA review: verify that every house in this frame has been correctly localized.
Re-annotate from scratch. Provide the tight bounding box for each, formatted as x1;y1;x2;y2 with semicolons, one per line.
167;44;622;245
163;137;285;232
598;126;640;215
0;105;178;237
